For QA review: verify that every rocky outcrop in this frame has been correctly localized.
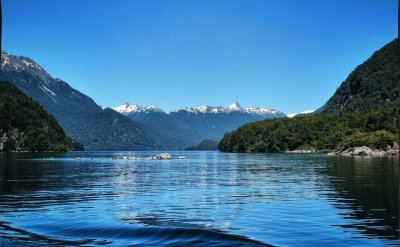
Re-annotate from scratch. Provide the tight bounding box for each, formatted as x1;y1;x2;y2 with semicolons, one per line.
329;143;399;157
151;153;173;160
111;153;177;160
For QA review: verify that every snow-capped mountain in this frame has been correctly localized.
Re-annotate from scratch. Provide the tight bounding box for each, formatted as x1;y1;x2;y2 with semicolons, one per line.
0;51;184;150
1;51;51;83
172;105;227;114
113;102;286;146
287;110;315;118
114;103;165;114
1;50;287;149
114;102;283;117
227;102;242;111
172;102;281;116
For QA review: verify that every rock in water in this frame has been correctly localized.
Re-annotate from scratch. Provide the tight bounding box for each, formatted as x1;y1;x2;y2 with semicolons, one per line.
151;153;173;160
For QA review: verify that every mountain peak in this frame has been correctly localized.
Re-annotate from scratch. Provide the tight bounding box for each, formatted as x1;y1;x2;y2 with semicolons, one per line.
113;103;164;114
228;102;243;111
114;102;285;117
1;50;51;85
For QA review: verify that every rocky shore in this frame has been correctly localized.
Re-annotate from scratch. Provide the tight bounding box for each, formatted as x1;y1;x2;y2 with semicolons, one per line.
328;143;399;157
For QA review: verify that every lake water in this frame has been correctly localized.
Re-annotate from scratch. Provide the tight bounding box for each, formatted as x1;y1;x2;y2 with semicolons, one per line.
0;151;398;246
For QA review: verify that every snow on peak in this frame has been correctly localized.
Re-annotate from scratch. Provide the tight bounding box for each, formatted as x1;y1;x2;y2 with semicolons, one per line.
287;109;315;118
227;102;279;115
172;102;281;116
113;103;164;114
245;107;277;115
1;50;53;85
146;105;164;112
173;105;227;114
228;102;243;111
114;102;282;116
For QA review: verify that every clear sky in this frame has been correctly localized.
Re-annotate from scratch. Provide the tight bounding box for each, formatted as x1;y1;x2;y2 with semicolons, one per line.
2;0;398;114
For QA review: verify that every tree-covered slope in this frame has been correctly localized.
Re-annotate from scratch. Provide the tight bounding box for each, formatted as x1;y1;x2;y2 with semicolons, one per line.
321;38;399;113
0;81;70;152
219;106;398;152
219;38;400;153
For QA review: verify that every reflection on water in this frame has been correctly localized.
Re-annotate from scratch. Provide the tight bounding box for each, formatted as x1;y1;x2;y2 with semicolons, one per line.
323;156;399;241
0;151;398;246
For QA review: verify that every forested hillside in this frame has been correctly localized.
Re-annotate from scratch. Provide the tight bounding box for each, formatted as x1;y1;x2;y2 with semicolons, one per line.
219;38;399;153
219;105;398;152
0;81;76;152
321;38;399;113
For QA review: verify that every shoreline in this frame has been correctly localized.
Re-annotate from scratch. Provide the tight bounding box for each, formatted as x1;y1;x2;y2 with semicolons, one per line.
328;145;399;157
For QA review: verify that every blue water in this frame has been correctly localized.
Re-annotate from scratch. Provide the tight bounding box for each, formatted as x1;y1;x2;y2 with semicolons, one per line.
0;151;398;246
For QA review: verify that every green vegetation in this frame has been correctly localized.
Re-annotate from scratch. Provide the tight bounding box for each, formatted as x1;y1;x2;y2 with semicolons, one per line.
185;139;219;150
220;38;399;153
322;38;399;113
66;137;85;151
0;81;83;152
338;130;397;150
219;105;399;152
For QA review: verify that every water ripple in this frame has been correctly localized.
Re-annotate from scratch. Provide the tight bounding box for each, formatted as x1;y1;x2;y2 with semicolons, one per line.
0;151;398;246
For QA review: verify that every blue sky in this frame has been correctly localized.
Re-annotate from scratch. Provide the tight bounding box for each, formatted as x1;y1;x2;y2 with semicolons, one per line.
2;0;397;114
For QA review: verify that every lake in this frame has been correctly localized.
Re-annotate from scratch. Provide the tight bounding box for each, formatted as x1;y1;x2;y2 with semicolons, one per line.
0;151;398;246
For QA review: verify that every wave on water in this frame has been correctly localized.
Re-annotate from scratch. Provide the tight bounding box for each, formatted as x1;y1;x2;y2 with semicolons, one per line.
0;221;273;247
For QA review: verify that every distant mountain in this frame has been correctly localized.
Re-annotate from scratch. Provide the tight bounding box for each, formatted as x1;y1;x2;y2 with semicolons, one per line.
113;102;286;145
287;110;315;118
0;81;72;152
321;38;399;113
0;51;184;150
185;140;219;151
113;104;165;114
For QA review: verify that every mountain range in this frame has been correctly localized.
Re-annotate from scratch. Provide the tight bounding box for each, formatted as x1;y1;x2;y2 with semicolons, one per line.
114;102;283;116
3;35;396;152
0;51;185;150
1;51;286;150
113;102;285;146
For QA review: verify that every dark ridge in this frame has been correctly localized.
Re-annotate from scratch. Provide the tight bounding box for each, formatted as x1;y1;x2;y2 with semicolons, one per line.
219;39;400;153
321;38;399;113
0;81;78;152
